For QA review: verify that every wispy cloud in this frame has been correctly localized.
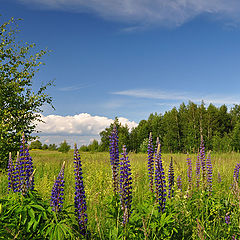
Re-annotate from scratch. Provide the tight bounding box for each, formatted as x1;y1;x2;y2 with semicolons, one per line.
113;88;240;106
19;0;240;28
58;83;92;92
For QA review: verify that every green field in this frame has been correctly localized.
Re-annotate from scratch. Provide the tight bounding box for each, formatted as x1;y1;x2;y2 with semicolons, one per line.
1;150;240;239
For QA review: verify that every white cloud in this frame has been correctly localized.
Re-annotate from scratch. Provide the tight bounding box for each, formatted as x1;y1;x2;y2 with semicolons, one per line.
113;88;240;106
35;113;138;136
19;0;240;27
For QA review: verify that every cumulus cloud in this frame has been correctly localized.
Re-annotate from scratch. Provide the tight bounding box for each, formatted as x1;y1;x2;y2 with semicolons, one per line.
35;113;138;136
18;0;240;27
113;88;240;106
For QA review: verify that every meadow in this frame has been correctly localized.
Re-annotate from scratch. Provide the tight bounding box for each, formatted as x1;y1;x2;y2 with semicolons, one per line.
1;148;240;239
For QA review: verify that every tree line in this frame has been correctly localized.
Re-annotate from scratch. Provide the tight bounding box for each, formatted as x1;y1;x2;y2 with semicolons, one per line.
99;102;240;153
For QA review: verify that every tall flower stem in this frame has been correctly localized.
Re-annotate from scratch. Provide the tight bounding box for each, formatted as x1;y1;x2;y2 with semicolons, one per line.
148;132;154;193
119;145;132;226
74;144;88;236
187;154;192;191
50;161;65;212
206;151;213;193
7;152;15;192
109;125;120;194
155;144;166;212
168;157;174;199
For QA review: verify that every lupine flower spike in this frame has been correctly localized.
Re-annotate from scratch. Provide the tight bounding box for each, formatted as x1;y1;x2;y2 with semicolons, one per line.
74;144;88;236
177;175;182;191
233;163;240;183
200;135;206;184
155;143;167;212
217;172;222;183
19;133;34;194
50;161;65;212
206;151;213;193
109;125;120;194
225;213;230;225
7;152;15;192
148;132;154;193
186;154;192;191
14;152;21;192
119;145;132;226
196;149;201;188
168;157;174;199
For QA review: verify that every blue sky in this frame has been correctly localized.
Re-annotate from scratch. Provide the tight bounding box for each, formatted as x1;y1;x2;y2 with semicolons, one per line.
2;0;240;146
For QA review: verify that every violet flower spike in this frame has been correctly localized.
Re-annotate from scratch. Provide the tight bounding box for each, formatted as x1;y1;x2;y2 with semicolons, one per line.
200;135;206;183
50;162;65;212
206;151;213;193
155;144;167;212
168;157;174;199
196;149;201;188
19;133;34;194
148;132;154;193
233;163;240;182
14;152;21;192
109;125;120;193
177;175;182;191
225;214;230;225
7;152;15;192
74;144;88;236
186;154;192;191
119;145;132;226
217;172;222;183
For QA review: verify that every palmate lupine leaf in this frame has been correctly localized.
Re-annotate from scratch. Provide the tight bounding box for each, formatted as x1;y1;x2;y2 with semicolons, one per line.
74;144;88;236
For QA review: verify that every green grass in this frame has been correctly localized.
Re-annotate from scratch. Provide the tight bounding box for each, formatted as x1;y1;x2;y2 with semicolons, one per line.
1;150;240;239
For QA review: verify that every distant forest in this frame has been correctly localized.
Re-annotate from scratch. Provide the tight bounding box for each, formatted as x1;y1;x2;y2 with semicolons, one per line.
95;101;240;153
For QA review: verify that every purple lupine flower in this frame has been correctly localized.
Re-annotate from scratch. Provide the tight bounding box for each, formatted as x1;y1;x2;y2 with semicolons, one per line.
148;132;154;193
50;162;65;212
19;133;34;194
186;154;192;191
14;152;21;192
74;145;88;236
109;125;120;193
233;163;240;182
232;235;237;240
217;172;222;183
206;151;213;193
7;152;15;192
196;149;201;188
119;145;132;226
225;214;230;225
177;175;182;191
168;157;174;198
154;137;160;155
200;135;206;183
155;143;166;212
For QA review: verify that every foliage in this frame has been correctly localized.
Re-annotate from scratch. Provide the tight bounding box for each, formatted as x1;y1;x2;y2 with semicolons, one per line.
42;144;48;150
0;17;53;169
30;140;42;150
48;144;58;151
0;191;76;240
58;141;71;153
100;102;240;153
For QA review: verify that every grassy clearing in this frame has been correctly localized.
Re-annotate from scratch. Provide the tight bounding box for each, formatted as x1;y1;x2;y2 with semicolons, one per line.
1;150;240;239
